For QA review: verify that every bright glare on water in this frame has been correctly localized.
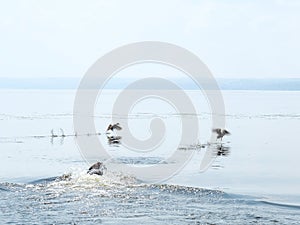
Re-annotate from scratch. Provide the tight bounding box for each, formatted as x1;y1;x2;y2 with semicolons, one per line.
0;90;300;224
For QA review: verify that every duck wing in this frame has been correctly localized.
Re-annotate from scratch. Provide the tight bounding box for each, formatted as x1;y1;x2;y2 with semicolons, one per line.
113;124;122;131
212;128;222;135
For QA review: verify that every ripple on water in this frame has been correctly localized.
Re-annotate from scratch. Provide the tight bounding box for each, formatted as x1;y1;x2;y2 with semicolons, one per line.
0;172;299;225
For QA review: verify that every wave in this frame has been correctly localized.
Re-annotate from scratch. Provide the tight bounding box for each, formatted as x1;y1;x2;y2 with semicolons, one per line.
258;200;300;210
2;171;300;212
2;170;223;195
1;178;299;224
0;186;9;192
28;176;59;184
223;192;300;210
0;182;23;192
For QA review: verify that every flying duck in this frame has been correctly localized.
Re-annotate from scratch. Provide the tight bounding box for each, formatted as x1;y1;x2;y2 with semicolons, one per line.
212;128;231;141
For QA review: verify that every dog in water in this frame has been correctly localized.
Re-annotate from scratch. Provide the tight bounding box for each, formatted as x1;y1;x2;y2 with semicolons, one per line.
87;162;107;176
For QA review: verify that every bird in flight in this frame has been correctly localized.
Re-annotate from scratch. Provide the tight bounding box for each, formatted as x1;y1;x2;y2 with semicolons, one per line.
212;128;231;141
106;123;122;132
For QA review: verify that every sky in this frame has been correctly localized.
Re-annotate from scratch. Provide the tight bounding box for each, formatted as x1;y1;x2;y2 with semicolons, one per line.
0;0;300;79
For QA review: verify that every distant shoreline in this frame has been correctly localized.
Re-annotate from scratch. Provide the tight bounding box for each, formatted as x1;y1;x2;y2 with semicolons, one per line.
0;78;300;91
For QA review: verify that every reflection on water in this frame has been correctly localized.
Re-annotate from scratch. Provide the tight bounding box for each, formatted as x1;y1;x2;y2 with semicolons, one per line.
0;126;231;171
49;129;102;146
216;144;231;157
106;135;122;146
51;135;65;145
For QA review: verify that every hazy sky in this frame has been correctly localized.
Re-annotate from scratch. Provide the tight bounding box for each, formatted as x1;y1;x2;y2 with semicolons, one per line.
0;0;300;78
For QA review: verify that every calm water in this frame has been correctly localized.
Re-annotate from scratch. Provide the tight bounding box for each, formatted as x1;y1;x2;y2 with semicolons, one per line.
0;90;300;224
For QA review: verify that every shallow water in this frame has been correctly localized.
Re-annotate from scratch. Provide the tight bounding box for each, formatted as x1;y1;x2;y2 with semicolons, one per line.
0;90;300;224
